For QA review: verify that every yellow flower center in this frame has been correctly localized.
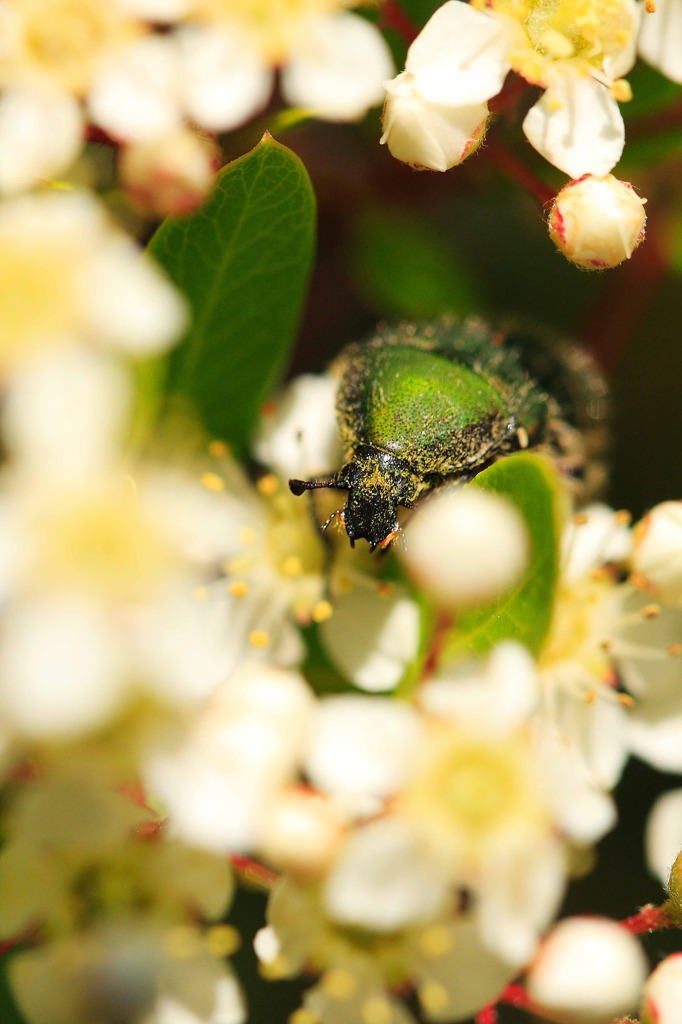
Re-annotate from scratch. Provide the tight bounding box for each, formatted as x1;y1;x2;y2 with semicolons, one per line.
191;0;353;60
399;730;543;858
4;0;139;94
482;0;635;82
0;242;79;368
35;482;175;600
539;576;618;690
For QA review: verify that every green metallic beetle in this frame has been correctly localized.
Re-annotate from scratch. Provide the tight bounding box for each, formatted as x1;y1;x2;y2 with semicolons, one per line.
289;318;608;549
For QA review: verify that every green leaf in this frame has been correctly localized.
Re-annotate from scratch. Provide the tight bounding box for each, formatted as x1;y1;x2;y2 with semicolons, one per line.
443;452;565;660
347;208;484;320
148;134;316;456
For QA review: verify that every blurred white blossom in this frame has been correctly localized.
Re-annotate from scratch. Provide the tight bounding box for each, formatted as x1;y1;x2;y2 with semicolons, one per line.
638;0;682;83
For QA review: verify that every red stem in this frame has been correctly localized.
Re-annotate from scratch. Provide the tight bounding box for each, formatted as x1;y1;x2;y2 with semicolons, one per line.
484;138;556;207
620;902;677;934
230;854;280;890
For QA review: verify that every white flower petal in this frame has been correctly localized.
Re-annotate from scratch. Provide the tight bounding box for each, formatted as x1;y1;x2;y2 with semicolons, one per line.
253;373;342;481
523;72;625;177
420;642;538;733
561;503;632;584
90;36;181;142
410;916;522;1021
283;13;394;121
81;238;187;354
381;73;489;171
3;348;129;484
324;819;447;931
320;584;420;692
305;694;422;800
178;25;272;132
0;86;82;195
638;0;682;84
0;598;125;737
405;0;510;106
645;788;682;887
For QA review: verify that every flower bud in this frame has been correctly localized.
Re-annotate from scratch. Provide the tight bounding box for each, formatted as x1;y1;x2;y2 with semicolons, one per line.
548;174;646;269
632;501;682;606
526;917;648;1023
119;127;218;217
400;487;529;608
640;954;682;1024
381;72;488;171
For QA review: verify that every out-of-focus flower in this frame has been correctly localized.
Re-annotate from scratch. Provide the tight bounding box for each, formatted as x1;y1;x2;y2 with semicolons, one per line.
144;662;315;854
525;916;648;1022
257;886;524;1024
0;0;166;191
548;175;647;269
119;127;219;217
640;953;682;1024
638;0;682;84
10;922;245;1024
183;0;395;126
299;645;568;966
0;191;186;373
400;486;529;607
632;501;682;606
382;0;640;178
0;352;239;740
645;787;682;887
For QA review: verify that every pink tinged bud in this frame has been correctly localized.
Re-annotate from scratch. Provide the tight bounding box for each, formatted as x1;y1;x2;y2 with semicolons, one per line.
548;174;647;269
381;72;488;171
632;501;682;607
400;487;529;608
119;127;219;217
526;917;649;1023
641;953;682;1024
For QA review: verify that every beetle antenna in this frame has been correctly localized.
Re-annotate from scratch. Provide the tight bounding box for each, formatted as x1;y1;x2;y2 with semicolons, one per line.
289;477;341;496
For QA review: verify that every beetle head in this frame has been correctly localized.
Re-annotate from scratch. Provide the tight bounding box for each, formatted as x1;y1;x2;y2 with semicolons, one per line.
289;445;415;549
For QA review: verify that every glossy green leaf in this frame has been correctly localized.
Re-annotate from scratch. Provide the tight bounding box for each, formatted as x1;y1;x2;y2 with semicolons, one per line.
347;208;484;320
148;134;315;456
443;452;565;660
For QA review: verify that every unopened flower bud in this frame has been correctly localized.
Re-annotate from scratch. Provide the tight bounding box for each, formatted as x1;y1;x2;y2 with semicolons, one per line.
258;789;345;878
381;72;488;171
666;848;682;921
640;954;682;1024
526;917;648;1023
119;127;218;217
632;502;682;606
548;174;646;269
400;487;529;608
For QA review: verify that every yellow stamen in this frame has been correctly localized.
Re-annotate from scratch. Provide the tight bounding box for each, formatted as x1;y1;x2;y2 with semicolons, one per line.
249;630;270;649
200;471;225;493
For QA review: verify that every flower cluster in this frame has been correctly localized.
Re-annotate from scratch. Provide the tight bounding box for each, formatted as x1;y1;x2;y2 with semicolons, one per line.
0;1;681;1023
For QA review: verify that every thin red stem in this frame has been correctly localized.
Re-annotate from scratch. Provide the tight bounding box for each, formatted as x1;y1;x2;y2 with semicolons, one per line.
620;902;677;934
485;138;555;207
475;1004;498;1024
230;854;280;890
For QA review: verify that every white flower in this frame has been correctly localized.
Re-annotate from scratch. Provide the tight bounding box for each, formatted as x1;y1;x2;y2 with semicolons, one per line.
548;174;647;269
400;486;530;608
632;501;682;606
645;788;682;887
382;0;641;177
258;880;523;1024
182;0;395;127
638;0;682;84
640;954;682;1024
0;191;186;371
526;917;648;1022
144;663;315;853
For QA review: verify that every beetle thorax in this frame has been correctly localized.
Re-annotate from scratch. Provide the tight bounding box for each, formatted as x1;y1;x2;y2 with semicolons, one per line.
337;445;418;547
